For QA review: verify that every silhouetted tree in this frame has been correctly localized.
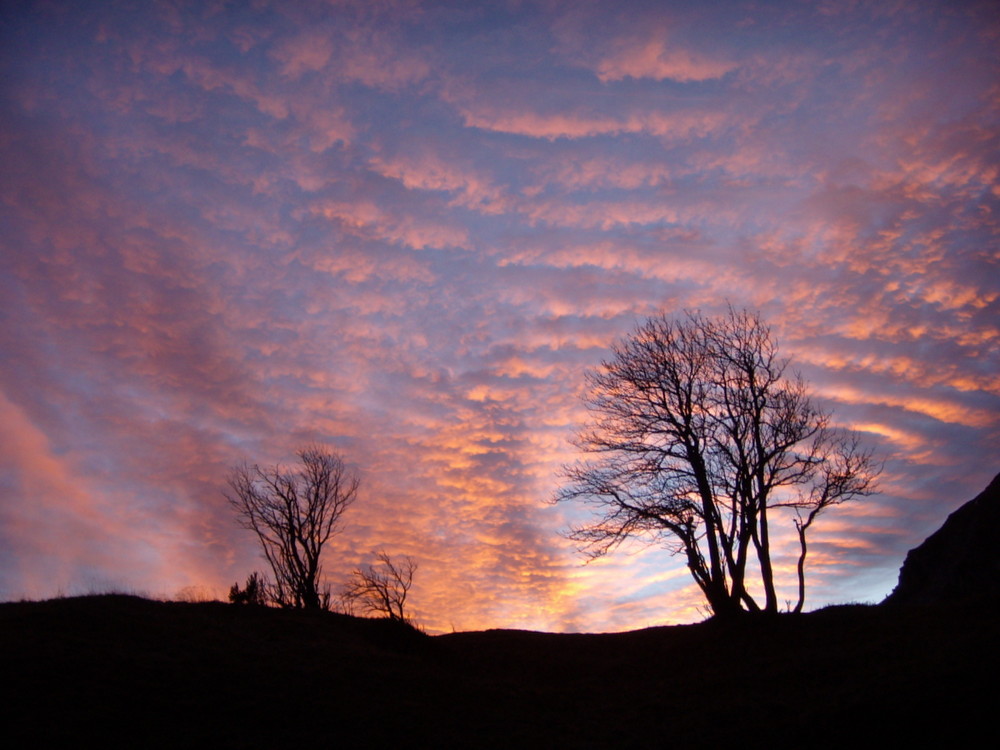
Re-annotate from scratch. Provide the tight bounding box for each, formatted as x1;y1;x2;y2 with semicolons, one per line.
343;551;417;622
556;308;879;617
226;446;359;611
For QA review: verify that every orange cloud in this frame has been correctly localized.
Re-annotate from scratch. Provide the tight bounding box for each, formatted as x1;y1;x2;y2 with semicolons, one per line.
817;384;996;428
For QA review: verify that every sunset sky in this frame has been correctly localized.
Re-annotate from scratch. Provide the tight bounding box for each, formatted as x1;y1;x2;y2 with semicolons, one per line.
1;0;997;633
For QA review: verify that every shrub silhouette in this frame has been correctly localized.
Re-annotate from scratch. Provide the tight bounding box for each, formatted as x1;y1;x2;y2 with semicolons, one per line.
228;571;268;606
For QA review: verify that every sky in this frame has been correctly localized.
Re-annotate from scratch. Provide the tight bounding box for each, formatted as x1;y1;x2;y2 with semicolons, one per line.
1;0;997;634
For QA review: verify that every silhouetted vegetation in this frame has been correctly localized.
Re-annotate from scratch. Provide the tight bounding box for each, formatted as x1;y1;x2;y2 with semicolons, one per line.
342;550;417;622
556;308;880;617
226;446;359;610
228;571;268;606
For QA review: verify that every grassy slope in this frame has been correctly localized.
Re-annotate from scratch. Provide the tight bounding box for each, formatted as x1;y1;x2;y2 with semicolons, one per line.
2;595;996;748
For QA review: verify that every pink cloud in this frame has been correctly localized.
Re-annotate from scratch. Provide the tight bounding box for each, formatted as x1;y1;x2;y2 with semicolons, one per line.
271;30;334;78
528;156;673;191
550;4;737;84
459;104;727;141
309;199;470;250
368;152;510;214
594;35;737;83
270;23;430;90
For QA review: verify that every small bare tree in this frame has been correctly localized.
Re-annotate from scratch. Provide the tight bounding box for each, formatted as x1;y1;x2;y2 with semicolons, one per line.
343;551;417;622
226;446;359;611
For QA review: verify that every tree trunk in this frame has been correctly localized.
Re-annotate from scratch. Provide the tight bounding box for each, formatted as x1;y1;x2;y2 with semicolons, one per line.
756;502;778;613
690;450;729;609
792;510;819;614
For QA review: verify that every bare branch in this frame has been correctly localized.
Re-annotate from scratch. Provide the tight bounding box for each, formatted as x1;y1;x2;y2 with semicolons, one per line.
342;551;417;622
225;445;359;611
554;307;881;617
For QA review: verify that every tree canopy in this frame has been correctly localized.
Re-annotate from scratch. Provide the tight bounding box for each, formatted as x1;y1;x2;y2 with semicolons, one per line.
556;308;880;617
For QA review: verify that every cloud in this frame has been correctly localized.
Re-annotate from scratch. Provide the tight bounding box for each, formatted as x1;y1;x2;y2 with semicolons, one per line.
1;0;997;632
550;2;737;83
309;199;471;250
593;35;737;83
270;24;430;90
271;30;335;78
458;103;728;141
368;151;510;214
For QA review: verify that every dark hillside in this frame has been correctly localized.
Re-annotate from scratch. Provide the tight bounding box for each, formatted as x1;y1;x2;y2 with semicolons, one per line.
2;595;996;747
886;472;1000;605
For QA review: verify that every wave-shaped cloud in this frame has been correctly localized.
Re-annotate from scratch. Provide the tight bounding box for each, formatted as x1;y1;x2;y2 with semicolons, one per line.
1;0;996;632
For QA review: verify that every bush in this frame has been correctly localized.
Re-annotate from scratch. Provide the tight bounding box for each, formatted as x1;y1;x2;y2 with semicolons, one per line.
228;571;269;606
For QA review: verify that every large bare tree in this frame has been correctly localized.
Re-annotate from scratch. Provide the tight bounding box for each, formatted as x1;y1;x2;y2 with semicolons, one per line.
556;308;879;617
226;446;359;610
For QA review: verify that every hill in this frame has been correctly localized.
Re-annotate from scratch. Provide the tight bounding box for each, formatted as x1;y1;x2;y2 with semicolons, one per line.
2;594;996;747
886;472;1000;604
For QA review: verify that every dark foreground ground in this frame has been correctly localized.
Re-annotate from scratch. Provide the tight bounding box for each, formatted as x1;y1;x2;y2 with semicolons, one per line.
2;595;996;748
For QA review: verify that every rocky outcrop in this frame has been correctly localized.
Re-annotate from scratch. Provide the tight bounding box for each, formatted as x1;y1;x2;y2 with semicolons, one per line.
885;472;1000;605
